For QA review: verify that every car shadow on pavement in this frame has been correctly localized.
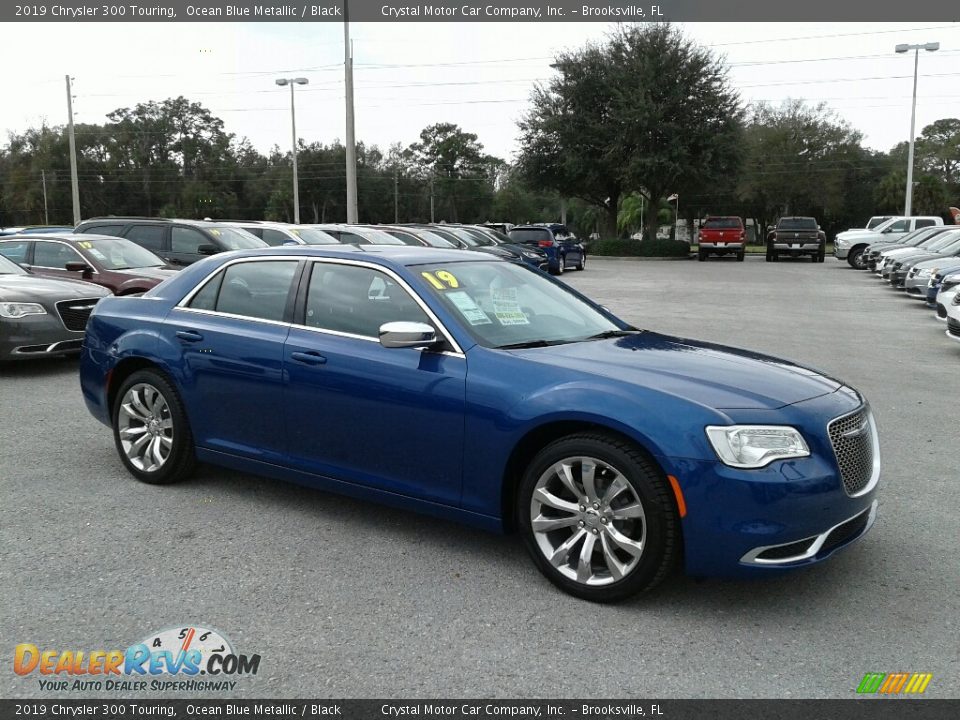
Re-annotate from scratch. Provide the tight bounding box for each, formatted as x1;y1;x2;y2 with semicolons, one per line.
0;356;79;377
185;463;872;612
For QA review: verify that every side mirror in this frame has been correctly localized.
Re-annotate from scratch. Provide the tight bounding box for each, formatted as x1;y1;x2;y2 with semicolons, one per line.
65;261;93;276
378;321;439;350
197;244;220;256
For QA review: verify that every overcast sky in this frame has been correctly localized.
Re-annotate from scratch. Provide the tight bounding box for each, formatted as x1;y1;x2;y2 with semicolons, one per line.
1;21;957;161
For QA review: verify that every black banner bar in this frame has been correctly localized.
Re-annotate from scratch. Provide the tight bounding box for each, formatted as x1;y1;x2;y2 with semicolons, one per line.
3;0;959;23
2;700;959;720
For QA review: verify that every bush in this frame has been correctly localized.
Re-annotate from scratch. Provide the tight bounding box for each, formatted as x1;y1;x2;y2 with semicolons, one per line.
589;238;691;257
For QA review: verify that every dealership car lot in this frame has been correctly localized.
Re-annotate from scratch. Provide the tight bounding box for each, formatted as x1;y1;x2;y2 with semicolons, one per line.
1;256;957;698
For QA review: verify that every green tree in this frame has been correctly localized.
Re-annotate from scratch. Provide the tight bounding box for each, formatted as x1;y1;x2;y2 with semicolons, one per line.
518;24;743;240
407;123;498;222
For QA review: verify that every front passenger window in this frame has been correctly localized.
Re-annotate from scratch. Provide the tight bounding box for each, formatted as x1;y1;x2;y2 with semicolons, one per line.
303;263;430;338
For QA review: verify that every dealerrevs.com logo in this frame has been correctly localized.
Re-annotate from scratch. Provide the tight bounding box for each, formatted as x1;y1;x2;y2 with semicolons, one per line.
13;625;261;692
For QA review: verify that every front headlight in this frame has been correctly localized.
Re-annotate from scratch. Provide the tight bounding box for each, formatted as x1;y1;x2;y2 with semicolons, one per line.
522;250;540;259
0;302;47;319
705;425;810;468
916;268;932;279
835;237;849;248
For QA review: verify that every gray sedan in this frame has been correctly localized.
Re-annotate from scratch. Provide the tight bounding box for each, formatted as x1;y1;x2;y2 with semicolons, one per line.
0;254;109;361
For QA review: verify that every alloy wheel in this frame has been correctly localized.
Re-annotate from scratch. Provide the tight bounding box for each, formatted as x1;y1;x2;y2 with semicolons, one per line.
117;382;174;472
529;456;646;586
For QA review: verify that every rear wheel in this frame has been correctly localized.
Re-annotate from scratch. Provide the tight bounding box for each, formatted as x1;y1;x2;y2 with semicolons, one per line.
737;251;745;262
698;250;706;262
575;254;586;271
517;433;678;602
112;369;196;485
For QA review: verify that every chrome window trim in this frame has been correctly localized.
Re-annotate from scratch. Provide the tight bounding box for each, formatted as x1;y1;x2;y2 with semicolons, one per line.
740;500;877;566
301;257;464;356
175;254;465;356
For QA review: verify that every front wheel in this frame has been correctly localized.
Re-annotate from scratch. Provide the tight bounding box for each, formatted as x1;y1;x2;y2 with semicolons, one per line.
848;247;866;269
112;369;196;485
518;434;679;602
575;254;586;271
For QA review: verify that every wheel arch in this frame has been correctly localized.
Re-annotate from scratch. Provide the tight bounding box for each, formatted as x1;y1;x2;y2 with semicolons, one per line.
499;420;682;536
107;357;170;421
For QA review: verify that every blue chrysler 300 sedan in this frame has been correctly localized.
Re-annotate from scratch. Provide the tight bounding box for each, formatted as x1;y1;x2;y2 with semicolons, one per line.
80;246;879;602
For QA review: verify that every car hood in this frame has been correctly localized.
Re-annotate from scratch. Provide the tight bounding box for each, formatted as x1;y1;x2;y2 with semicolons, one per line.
112;266;177;280
511;332;843;410
0;274;110;301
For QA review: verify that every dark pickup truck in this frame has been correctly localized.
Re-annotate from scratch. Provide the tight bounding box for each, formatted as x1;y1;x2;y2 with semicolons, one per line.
767;217;826;263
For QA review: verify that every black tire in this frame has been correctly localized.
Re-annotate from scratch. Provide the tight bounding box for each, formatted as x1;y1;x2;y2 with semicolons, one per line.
737;251;745;262
697;250;706;262
575;254;586;271
811;253;818;263
112;369;196;485
517;433;679;603
551;257;564;275
848;247;866;269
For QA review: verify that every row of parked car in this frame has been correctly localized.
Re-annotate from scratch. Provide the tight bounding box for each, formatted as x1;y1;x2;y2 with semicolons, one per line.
0;218;586;362
836;219;960;346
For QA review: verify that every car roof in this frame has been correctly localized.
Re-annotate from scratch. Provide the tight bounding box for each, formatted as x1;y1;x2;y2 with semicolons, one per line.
0;232;132;243
78;217;223;228
213;244;489;267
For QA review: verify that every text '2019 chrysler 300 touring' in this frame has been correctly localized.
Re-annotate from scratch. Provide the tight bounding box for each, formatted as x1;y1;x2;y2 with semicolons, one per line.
79;246;880;602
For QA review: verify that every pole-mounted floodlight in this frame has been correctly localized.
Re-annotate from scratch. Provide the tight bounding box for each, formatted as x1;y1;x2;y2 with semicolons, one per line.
275;77;310;223
895;41;939;216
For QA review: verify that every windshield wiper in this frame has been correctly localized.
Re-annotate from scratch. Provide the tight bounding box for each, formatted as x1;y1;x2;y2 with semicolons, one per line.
584;329;642;340
496;339;570;349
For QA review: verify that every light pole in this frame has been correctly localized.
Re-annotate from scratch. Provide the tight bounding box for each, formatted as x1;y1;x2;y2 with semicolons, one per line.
344;2;358;223
276;77;309;224
895;41;939;217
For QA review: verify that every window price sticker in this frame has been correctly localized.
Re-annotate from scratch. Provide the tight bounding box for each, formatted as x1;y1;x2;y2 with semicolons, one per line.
492;287;529;326
446;290;492;326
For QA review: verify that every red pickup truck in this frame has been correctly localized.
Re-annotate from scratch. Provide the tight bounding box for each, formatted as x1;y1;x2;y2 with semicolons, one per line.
697;216;746;262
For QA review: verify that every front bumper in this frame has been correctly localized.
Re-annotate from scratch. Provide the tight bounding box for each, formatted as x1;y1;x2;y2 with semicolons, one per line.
834;245;849;259
0;315;85;361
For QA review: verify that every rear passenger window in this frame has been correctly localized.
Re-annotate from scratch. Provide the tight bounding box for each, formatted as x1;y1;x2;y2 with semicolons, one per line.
203;261;297;322
0;241;30;263
125;225;166;251
915;219;935;229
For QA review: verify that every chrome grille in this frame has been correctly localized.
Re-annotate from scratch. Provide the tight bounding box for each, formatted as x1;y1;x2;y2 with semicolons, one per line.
827;407;874;496
55;298;99;332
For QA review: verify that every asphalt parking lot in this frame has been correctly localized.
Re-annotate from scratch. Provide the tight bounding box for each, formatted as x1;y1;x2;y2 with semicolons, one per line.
2;255;958;699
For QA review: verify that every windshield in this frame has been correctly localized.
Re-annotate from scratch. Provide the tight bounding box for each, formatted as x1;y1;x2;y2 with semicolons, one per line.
703;217;741;229
902;229;943;246
207;227;267;250
921;231;960;253
930;234;960;255
417;261;623;349
83;237;165;269
778;218;818;230
289;227;338;245
0;254;27;275
451;227;496;246
416;230;456;248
